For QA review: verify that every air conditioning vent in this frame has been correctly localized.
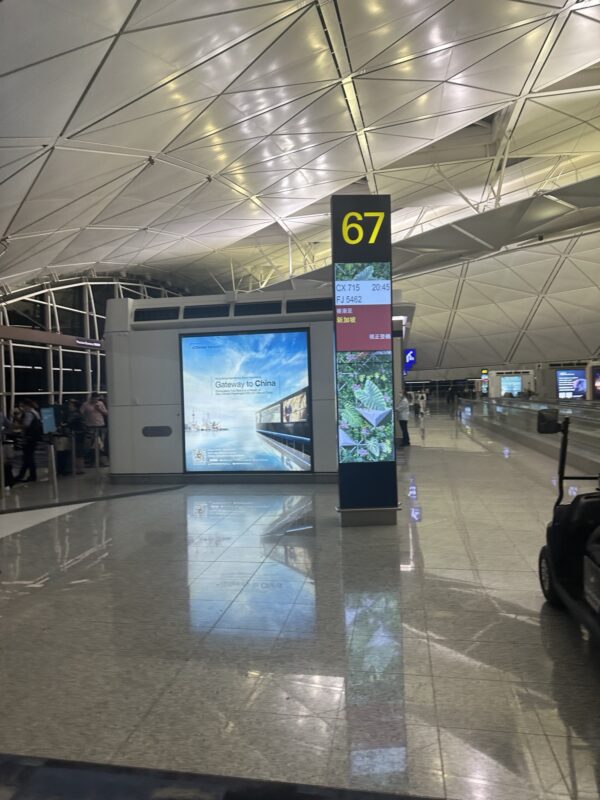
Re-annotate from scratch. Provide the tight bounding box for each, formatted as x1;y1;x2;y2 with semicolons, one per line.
286;298;332;313
133;307;179;322
183;304;230;319
233;301;282;317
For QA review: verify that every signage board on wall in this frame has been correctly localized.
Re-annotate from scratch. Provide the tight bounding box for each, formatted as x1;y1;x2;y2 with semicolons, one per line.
404;348;416;374
593;369;600;401
331;194;397;510
179;329;312;472
556;369;586;399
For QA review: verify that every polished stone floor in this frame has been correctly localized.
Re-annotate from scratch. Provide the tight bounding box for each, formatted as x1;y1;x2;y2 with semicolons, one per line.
1;414;599;800
0;465;173;514
0;754;405;800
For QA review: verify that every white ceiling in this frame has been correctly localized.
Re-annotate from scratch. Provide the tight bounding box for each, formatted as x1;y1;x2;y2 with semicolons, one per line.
1;0;600;317
405;228;600;375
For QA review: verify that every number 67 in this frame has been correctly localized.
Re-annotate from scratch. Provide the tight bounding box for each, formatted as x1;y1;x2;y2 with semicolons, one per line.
342;211;385;245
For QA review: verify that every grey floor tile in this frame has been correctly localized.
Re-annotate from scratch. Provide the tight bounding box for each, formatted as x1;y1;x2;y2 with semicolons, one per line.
440;727;568;796
0;653;181;763
434;676;543;734
2;418;600;795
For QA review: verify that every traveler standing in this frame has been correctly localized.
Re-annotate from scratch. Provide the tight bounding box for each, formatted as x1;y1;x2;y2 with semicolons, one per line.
2;412;15;488
397;391;411;447
80;393;108;464
66;399;86;473
15;399;42;483
413;394;421;420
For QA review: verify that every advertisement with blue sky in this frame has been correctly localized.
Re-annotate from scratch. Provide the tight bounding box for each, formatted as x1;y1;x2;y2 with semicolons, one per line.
180;330;312;472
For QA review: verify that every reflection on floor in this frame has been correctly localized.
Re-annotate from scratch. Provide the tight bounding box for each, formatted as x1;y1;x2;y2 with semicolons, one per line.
1;414;599;800
0;754;406;800
0;467;173;514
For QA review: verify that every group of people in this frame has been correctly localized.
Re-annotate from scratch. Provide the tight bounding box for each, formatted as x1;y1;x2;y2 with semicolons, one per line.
395;389;429;447
1;393;108;488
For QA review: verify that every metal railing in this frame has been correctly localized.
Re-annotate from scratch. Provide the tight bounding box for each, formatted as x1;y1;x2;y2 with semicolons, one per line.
458;398;600;465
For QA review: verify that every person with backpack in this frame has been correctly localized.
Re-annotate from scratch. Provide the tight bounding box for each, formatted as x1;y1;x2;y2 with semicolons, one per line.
15;398;43;482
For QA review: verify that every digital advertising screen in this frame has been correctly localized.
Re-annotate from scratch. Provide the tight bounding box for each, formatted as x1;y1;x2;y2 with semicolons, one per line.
180;329;312;472
593;370;600;401
556;369;587;399
500;375;522;396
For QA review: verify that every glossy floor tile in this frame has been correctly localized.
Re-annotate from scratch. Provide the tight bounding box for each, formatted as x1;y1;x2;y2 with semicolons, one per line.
1;414;599;799
0;754;412;800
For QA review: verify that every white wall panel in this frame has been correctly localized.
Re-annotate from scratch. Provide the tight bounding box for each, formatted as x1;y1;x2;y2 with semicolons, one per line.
129;330;181;407
131;404;183;474
106;302;338;476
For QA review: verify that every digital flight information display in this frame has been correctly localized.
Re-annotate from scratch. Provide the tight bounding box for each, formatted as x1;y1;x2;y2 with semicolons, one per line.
335;262;394;464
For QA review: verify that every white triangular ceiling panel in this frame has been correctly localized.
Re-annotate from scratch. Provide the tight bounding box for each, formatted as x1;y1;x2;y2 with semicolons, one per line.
413;311;451;338
450;23;553;95
8;150;146;234
527;326;588;359
171;137;265;172
367;4;553;72
128;0;298;29
1;42;111;139
0;155;49;236
511;335;548;363
338;0;449;70
0;230;80;281
480;333;519;360
124;5;298;72
70;101;211;152
548;295;600;326
469;267;539;294
0;0;115;73
574;321;600;352
534;11;600;91
70;14;301;132
355;79;439;127
546;260;596;293
230;8;339;91
494;298;537;328
93;162;203;227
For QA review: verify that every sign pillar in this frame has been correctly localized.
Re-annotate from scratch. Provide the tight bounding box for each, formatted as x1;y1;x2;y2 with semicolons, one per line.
331;194;398;526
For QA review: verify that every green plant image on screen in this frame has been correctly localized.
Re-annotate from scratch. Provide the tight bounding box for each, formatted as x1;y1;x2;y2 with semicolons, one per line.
335;262;391;281
336;351;394;463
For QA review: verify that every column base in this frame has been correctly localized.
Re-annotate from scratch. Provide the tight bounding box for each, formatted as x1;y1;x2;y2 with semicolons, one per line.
337;507;399;527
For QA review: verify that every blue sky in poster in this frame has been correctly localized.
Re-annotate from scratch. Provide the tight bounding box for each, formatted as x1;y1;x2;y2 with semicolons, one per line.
181;330;309;428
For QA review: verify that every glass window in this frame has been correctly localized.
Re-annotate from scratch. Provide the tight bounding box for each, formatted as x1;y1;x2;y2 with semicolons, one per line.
91;284;116;320
60;351;87;393
57;306;86;336
6;299;46;329
13;344;48;400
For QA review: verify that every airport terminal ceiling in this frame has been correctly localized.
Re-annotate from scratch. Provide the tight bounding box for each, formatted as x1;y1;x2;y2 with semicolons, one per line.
2;0;600;370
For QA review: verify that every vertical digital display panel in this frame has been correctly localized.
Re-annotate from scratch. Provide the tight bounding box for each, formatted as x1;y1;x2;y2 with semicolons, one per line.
332;194;397;510
556;369;586;399
180;329;312;472
480;369;489;396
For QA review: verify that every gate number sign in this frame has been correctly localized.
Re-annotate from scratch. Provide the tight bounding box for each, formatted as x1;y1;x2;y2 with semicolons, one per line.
331;194;398;511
